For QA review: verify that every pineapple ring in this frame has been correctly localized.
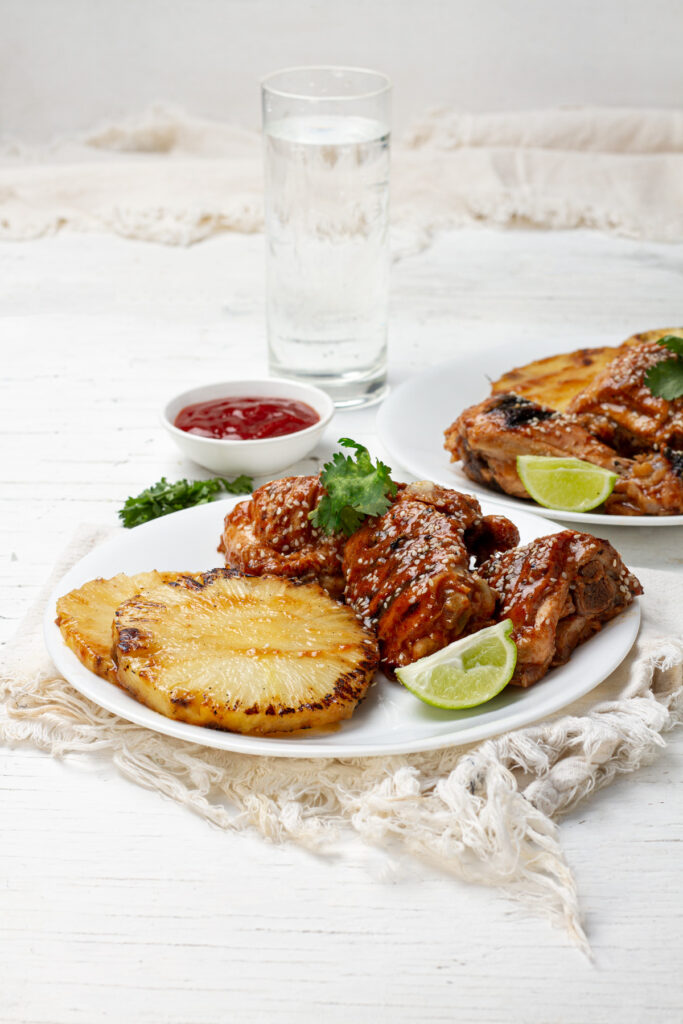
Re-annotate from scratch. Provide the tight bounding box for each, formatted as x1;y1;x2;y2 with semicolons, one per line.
55;571;203;683
112;569;379;735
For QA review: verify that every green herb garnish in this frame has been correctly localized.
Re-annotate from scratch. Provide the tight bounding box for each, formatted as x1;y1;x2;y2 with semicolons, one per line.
309;438;397;537
118;475;252;528
644;335;683;400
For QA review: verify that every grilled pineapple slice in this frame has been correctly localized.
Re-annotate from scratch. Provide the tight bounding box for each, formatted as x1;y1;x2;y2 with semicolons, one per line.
490;345;629;411
56;571;201;682
490;329;682;412
112;570;379;734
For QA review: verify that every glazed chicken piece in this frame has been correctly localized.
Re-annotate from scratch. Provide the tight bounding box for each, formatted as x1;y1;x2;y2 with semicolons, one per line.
445;393;627;499
567;336;683;454
392;480;520;565
480;531;642;687
446;393;683;515
606;449;683;515
343;482;518;673
464;513;521;567
218;475;347;598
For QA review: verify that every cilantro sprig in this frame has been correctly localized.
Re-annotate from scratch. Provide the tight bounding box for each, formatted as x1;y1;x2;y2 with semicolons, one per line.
309;438;397;537
644;335;683;400
118;475;252;528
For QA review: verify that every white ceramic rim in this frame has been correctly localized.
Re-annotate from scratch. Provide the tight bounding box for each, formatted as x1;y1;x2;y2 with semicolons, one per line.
261;65;392;102
162;378;335;448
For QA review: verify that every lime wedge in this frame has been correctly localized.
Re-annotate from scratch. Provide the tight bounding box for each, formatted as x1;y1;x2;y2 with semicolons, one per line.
516;455;617;512
395;620;517;710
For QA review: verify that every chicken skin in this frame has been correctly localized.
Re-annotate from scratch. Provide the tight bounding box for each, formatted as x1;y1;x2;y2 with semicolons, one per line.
343;482;518;673
567;337;683;454
218;475;347;598
446;393;683;515
480;531;642;687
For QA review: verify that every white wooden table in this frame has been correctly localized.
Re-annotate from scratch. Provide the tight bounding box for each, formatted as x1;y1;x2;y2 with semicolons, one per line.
2;227;682;1023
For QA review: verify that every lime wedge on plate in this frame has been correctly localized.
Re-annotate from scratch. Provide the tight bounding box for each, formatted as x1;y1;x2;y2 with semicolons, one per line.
395;620;517;710
516;455;617;512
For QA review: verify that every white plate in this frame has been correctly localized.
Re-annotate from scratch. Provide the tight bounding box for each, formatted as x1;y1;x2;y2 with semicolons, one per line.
377;337;683;527
44;497;640;758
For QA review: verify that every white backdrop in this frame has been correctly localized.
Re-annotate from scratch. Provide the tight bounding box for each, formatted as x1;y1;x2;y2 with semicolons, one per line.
1;0;682;141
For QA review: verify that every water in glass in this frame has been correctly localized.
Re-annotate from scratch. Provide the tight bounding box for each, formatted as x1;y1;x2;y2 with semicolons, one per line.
264;114;390;406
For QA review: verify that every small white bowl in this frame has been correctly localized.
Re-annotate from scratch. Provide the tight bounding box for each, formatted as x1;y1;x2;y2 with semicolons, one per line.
162;378;334;477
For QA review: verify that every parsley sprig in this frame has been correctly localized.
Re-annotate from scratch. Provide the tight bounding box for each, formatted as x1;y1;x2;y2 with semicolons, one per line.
309;438;397;537
644;335;683;400
118;475;252;528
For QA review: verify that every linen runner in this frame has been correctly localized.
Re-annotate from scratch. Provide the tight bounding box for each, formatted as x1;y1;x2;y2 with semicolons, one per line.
1;526;681;954
2;106;683;246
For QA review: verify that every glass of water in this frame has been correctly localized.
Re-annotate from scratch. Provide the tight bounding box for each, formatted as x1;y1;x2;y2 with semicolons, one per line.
262;66;391;408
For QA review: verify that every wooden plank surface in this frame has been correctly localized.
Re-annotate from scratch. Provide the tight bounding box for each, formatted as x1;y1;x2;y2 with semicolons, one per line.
2;228;683;1023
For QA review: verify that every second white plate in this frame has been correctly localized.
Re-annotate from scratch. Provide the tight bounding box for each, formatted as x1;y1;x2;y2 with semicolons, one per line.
377;338;683;526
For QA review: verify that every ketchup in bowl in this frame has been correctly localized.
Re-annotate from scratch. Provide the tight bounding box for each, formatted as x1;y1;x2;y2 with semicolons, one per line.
174;396;320;441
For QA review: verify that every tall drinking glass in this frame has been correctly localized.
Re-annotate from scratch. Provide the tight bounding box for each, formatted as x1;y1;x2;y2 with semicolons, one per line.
262;67;391;408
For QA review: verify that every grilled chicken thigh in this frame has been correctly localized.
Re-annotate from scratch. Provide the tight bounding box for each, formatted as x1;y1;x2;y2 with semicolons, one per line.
446;393;683;515
343;482;518;673
567;337;683;454
218;475;347;598
445;393;627;498
480;531;642;687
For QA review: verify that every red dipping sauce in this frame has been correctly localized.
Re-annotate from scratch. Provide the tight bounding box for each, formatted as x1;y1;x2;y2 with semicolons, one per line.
174;395;320;441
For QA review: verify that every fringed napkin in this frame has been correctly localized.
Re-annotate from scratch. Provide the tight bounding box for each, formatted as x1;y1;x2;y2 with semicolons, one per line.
2;106;683;246
1;526;681;955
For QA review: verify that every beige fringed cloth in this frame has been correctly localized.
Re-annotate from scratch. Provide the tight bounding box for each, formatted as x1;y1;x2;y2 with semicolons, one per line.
1;526;681;955
1;105;683;246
